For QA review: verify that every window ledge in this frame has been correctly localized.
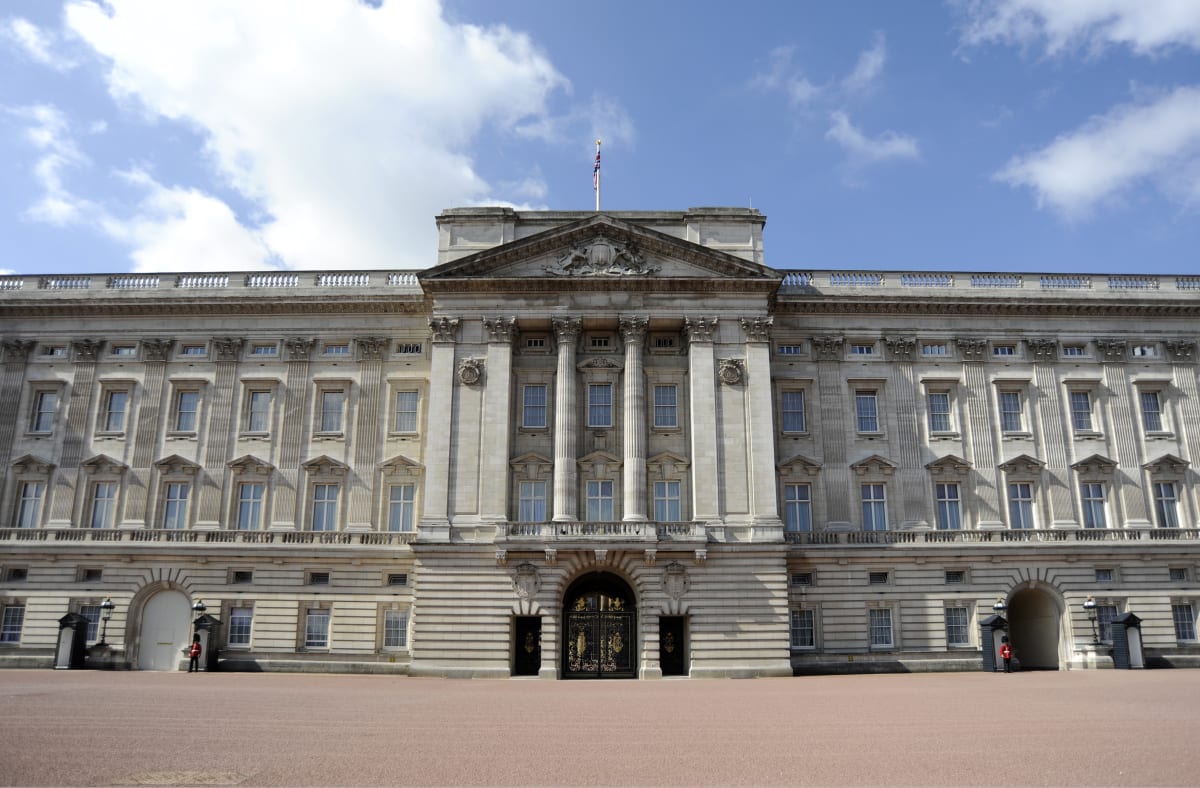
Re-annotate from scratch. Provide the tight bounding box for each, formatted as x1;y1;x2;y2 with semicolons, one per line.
1073;431;1104;440
388;430;420;437
313;432;344;439
166;431;197;439
1146;431;1175;440
94;431;126;439
1002;431;1033;439
930;432;960;440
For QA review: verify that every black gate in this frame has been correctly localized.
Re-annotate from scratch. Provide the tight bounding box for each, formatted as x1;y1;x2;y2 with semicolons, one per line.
562;574;637;679
659;616;687;676
513;616;541;676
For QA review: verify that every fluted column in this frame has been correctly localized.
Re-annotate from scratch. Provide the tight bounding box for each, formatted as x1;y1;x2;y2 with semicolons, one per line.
685;318;719;523
418;317;459;538
741;318;783;533
348;337;388;531
480;318;515;525
271;337;314;529
196;337;242;528
621;317;648;521
47;339;102;527
552;317;581;522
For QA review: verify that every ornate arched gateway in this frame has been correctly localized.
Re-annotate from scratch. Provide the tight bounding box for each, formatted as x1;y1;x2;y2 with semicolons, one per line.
562;573;637;679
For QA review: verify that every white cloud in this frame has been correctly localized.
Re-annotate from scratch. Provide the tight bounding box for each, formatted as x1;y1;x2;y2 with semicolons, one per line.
995;86;1200;217
61;0;578;270
825;111;920;165
957;0;1200;56
2;17;76;70
842;32;887;94
748;46;821;107
8;104;92;225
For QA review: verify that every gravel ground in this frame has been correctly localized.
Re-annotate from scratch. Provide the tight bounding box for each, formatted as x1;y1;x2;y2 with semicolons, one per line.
0;669;1196;787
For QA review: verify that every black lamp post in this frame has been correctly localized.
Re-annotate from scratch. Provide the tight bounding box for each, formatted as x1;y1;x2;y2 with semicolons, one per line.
1083;595;1098;644
98;597;115;645
992;597;1008;618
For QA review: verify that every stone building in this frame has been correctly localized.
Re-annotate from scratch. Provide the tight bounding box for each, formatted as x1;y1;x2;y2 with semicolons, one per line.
1;207;1198;676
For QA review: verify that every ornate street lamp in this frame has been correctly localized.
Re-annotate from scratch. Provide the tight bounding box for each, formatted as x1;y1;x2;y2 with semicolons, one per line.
992;597;1008;617
1083;595;1098;644
98;597;115;645
192;598;206;624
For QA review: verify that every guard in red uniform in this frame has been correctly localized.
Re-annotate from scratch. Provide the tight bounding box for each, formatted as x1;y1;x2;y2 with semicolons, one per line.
187;635;202;673
999;639;1013;673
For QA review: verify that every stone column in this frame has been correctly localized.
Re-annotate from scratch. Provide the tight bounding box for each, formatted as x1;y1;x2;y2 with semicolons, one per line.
685;318;719;524
956;338;1003;528
620;317;648;522
0;341;34;471
347;337;389;531
741;318;783;534
196;337;242;529
1029;338;1076;528
418;317;459;538
884;336;926;528
271;337;314;529
1097;338;1152;527
47;339;102;528
552;317;581;522
813;336;851;528
480;318;515;525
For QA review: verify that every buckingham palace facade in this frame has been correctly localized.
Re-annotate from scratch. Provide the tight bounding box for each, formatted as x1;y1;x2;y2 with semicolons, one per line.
1;206;1199;677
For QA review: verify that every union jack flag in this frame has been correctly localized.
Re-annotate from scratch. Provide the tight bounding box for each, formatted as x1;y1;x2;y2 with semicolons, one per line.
593;146;601;191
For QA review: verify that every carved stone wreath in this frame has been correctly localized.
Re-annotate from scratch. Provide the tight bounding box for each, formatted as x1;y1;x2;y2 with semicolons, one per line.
718;358;744;385
458;357;484;385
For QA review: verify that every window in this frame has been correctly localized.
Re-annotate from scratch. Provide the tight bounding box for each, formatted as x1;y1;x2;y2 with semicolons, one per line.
319;390;345;433
79;605;101;641
522;385;547;429
588;384;612;428
868;571;889;585
1081;483;1107;529
945;570;966;585
161;483;189;529
383;609;409;650
1062;344;1087;357
1171;603;1196;641
307;571;330;585
250;344;277;357
589;335;611;349
41;345;67;358
783;484;812;533
387;484;415;532
935;483;962;530
869;608;893;648
0;605;25;644
586;480;614;521
228;607;253;647
790;609;815;649
323;343;350;356
1008;483;1035;529
945;607;969;646
236;483;264;530
922;343;948;356
777;344;804;356
89;482;117;529
861;484;887;531
652;335;676;349
653;481;682;522
781;390;806;433
231;570;253;584
992;344;1017;357
1132;344;1158;358
393;390;420;432
78;568;102;583
1095;568;1115;583
1094;603;1117;642
15;482;43;528
386;573;408;587
524;337;546;350
855;390;879;433
101;390;129;432
1154;483;1180;528
245;390;272;433
179;344;206;357
653;385;678;429
1140;391;1164;432
173;390;199;432
304;608;330;648
1168;566;1189;583
30;391;58;432
998;391;1023;433
791;572;813;586
518;481;547;522
927;391;952;433
5;568;27;582
850;343;875;356
311;484;339;531
111;344;136;357
1069;391;1093;432
395;342;423;355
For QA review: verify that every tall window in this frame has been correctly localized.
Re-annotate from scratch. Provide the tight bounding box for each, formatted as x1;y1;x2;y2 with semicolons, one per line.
89;482;117;529
1097;604;1118;643
246;391;272;433
383;609;409;650
79;605;101;641
588;383;612;428
1008;483;1035;529
783;483;812;533
173;390;199;432
394;391;419;432
228;607;253;646
1172;603;1196;641
855;390;879;433
945;607;969;646
31;391;58;432
586;480;614;521
927;391;951;432
388;484;415;532
653;481;681;522
319;390;345;433
1140;391;1163;432
781;390;806;433
998;391;1023;432
1069;391;1093;432
102;390;129;432
1154;482;1180;528
935;483;961;530
518;481;547;522
162;483;189;529
790;609;815;649
861;484;887;531
869;608;893;648
16;482;43;528
0;605;25;644
522;385;547;429
304;608;330;648
236;483;264;530
653;385;678;429
311;484;339;531
1081;483;1107;529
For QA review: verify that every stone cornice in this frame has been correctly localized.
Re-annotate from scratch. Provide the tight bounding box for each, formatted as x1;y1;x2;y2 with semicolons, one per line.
773;295;1200;319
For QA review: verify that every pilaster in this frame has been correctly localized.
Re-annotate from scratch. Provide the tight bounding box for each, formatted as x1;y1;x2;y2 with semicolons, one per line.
47;339;102;527
885;336;926;527
1101;348;1152;527
684;318;719;524
480;318;515;525
957;339;1002;528
271;337;314;530
1030;341;1076;528
196;337;242;528
620;317;648;522
122;339;171;528
741;317;782;535
814;336;851;527
551;318;581;522
347;336;389;531
419;317;459;539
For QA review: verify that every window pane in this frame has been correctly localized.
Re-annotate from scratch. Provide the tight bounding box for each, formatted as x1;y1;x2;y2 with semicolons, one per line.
1081;483;1107;529
1172;604;1196;641
782;390;806;433
588;384;612;428
790;609;815;649
237;483;264;530
305;609;330;648
1070;391;1092;431
999;391;1022;432
247;391;271;432
862;484;887;531
855;391;878;432
0;606;25;643
784;484;812;532
869;608;893;647
586;480;614;520
162;483;189;529
320;391;345;432
90;482;116;529
1141;391;1163;431
1097;605;1117;643
312;484;338;531
104;391;129;432
522;385;547;429
16;482;43;528
175;391;199;431
653;385;678;429
394;391;419;432
653;481;681;522
935;483;961;530
945;607;969;646
32;391;58;432
388;484;415;532
1154;482;1179;528
1008;483;1034;529
229;608;253;646
79;605;101;641
928;392;951;432
518;481;546;523
383;609;409;649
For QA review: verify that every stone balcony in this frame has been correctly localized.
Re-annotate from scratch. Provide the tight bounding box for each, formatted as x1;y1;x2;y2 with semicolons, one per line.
498;521;706;544
0;528;416;552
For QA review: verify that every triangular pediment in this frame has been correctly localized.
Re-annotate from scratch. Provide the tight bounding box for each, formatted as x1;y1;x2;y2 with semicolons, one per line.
850;454;897;476
420;214;779;285
228;454;274;475
926;454;972;476
778;453;822;477
577;450;622;472
1071;453;1117;475
301;455;349;476
11;453;55;473
998;454;1044;475
81;454;128;475
155;454;200;475
380;454;423;478
647;451;691;475
1143;453;1189;475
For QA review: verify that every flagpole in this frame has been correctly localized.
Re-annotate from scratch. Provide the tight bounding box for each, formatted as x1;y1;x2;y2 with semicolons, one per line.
594;139;601;211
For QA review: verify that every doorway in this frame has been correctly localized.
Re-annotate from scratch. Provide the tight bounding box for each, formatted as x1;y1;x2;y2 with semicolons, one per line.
137;590;191;671
1007;586;1061;670
562;573;637;679
513;616;542;676
659;616;687;676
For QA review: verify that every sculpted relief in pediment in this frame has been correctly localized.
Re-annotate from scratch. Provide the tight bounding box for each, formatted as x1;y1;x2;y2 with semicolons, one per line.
544;238;661;277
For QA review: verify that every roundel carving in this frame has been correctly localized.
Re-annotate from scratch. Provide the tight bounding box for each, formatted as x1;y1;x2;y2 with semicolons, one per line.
458;357;484;385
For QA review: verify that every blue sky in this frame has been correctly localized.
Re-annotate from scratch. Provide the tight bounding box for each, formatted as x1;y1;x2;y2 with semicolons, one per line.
2;1;1199;276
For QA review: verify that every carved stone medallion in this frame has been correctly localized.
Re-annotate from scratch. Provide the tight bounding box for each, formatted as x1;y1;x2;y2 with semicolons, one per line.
663;561;690;601
458;357;484;385
718;358;744;385
511;562;541;600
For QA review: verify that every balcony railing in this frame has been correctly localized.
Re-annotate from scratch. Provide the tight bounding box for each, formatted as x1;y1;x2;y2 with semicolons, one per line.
784;528;1200;545
499;521;706;542
778;271;1200;295
0;528;416;546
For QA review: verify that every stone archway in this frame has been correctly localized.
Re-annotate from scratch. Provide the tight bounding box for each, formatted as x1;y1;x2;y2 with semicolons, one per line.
135;589;192;671
1007;585;1062;670
561;572;638;679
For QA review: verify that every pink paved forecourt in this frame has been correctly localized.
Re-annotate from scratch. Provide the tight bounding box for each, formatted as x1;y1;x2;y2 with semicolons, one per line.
1;669;1197;787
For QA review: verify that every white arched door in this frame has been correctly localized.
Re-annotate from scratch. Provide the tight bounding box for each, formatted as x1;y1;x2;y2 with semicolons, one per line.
138;590;191;671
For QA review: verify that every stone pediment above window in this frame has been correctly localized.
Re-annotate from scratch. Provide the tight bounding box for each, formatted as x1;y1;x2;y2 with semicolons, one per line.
1070;453;1117;475
302;455;349;477
1143;453;1189;475
81;454;128;475
380;454;423;479
155;454;200;476
577;450;622;476
998;454;1044;476
647;451;691;478
778;454;821;478
510;452;553;479
849;454;897;476
926;454;971;477
228;454;274;476
577;356;624;371
11;454;55;474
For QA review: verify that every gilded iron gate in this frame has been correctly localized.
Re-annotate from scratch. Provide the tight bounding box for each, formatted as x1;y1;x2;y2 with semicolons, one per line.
562;579;637;679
